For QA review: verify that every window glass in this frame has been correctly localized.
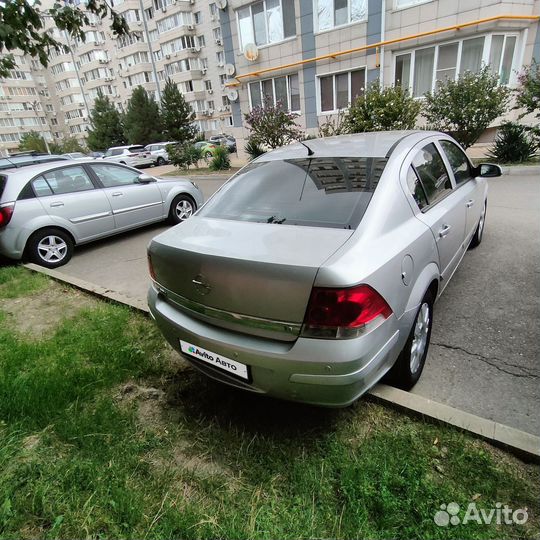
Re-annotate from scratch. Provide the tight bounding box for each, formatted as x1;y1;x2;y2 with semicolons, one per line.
489;35;504;76
90;163;141;188
500;36;516;85
334;0;348;27
198;157;388;229
252;2;267;45
406;166;428;210
32;177;53;197
350;69;365;101
282;0;296;37
249;82;262;107
289;74;300;111
266;0;283;42
351;0;367;21
320;75;334;112
436;43;458;86
262;79;274;103
336;72;349;109
412;143;452;205
394;53;411;88
274;76;288;107
413;47;434;97
42;167;95;195
440;140;473;185
316;0;332;31
460;37;484;75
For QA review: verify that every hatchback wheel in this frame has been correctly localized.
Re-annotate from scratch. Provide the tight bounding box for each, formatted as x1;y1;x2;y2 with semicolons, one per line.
386;290;434;390
469;200;487;249
27;228;74;269
156;157;165;166
169;194;196;224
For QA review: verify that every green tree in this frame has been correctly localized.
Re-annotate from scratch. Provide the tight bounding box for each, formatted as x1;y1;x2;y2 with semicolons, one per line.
123;86;164;145
423;67;509;149
160;79;196;143
515;60;540;145
18;131;48;153
244;96;303;149
60;136;86;153
343;82;421;133
87;90;125;151
0;1;129;77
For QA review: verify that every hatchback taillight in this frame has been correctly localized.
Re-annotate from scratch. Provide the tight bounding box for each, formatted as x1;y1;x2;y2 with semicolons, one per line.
148;254;156;281
302;284;392;339
0;203;14;228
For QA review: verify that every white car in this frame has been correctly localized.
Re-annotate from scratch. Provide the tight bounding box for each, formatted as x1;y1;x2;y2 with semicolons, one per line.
62;152;94;161
145;142;176;166
102;145;154;168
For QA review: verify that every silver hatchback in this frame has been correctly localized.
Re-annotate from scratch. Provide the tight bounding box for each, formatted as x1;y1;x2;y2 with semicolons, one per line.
0;160;203;268
147;131;501;406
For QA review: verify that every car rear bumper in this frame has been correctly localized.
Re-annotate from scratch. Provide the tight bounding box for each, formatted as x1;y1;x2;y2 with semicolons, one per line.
148;284;401;407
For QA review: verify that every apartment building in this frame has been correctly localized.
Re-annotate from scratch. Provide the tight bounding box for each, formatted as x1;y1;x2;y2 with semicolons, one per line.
220;0;540;145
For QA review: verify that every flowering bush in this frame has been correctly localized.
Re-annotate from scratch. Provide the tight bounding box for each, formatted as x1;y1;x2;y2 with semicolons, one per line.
423;68;509;149
244;96;304;149
343;82;421;133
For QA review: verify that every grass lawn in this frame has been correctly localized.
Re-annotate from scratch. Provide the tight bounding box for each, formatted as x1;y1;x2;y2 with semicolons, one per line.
0;266;538;539
162;167;240;177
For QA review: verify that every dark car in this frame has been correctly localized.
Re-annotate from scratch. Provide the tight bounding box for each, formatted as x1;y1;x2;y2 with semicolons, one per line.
0;154;69;172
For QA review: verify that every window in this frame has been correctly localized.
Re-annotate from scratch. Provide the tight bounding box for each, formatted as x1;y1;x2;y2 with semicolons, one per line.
194;11;202;23
319;68;365;112
41;167;95;195
440;140;473;186
216;51;225;64
198;157;387;229
205;79;213;90
406;166;428;209
395;34;518;96
90;163;141;188
156;12;193;34
236;0;296;49
412;143;452;206
395;0;432;8
315;0;366;32
249;73;300;111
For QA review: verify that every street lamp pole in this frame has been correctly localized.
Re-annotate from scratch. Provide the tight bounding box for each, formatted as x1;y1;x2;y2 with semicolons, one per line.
30;100;51;154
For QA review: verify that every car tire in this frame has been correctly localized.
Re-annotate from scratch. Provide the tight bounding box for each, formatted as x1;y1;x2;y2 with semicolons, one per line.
169;194;196;225
27;228;74;269
156;157;165;166
468;200;487;249
386;290;434;390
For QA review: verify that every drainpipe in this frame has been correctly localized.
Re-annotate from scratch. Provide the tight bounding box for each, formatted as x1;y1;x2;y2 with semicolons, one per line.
380;0;386;86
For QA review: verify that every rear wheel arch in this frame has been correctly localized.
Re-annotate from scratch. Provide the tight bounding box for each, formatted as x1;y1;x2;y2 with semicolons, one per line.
405;263;440;314
25;226;76;268
25;225;76;254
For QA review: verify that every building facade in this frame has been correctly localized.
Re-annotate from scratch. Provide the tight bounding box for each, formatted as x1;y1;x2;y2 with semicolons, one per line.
1;0;539;155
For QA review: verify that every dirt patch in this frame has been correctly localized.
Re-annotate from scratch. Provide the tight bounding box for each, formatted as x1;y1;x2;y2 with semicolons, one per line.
115;382;167;429
0;283;98;338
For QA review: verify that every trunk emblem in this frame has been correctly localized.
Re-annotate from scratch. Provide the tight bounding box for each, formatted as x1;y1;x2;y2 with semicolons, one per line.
192;274;212;296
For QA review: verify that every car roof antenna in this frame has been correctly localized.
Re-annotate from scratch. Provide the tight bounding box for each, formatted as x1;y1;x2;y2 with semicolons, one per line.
300;141;314;156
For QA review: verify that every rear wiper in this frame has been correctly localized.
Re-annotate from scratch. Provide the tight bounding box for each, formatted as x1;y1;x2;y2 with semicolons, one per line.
267;215;286;224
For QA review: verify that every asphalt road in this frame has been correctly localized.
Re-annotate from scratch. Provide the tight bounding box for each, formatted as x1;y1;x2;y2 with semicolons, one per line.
42;173;540;435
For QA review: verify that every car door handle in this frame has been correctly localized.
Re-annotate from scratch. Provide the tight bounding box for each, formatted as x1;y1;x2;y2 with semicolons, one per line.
112;192;123;197
466;199;475;208
438;224;452;238
50;202;64;207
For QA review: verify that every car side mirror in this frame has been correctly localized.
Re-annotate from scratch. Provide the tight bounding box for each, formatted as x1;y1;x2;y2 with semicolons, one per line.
477;163;502;178
137;174;156;184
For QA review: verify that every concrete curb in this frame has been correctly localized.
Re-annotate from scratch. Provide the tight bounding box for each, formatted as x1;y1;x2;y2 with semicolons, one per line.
24;263;540;461
502;165;540;176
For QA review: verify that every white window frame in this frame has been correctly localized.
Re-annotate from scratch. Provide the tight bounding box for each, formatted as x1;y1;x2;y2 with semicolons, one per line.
392;31;523;98
235;0;294;50
247;73;301;113
313;0;368;34
316;66;367;114
393;0;433;11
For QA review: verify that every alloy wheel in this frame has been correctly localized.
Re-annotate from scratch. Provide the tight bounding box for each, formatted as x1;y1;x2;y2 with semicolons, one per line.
37;235;68;263
410;302;430;373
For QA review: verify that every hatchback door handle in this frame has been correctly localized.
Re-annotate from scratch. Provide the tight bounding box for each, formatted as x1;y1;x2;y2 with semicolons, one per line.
438;224;452;238
50;202;64;207
112;192;123;197
466;199;475;208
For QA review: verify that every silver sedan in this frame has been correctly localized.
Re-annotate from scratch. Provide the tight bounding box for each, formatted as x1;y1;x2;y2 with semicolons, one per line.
147;131;500;406
0;160;203;268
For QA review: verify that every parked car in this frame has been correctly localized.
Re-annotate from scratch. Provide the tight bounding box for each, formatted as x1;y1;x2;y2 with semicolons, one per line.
194;141;218;158
0;160;203;268
89;151;105;158
145;142;176;166
102;145;154;168
0;154;69;172
148;131;501;406
208;134;236;153
62;152;93;160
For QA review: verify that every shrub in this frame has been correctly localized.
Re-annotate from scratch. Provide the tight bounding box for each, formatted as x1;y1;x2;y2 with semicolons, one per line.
244;138;266;161
318;110;346;137
167;143;202;170
515;60;540;144
244;96;303;149
343;82;421;133
423;67;509;149
488;122;537;163
209;146;231;171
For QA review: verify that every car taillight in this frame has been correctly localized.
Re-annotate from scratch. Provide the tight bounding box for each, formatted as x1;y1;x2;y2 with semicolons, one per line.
148;254;156;280
302;284;392;339
0;203;14;228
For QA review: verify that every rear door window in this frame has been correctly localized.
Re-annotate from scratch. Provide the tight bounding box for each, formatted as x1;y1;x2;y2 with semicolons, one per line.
406;166;428;210
412;143;452;206
198;157;387;229
42;166;95;195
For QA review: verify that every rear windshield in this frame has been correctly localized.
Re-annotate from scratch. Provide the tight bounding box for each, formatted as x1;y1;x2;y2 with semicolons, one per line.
198;157;387;229
128;146;145;152
0;175;6;199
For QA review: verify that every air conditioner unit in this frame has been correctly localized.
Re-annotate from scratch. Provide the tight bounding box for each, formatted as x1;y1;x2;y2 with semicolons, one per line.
195;46;201;52
6;111;11;115
215;38;223;46
217;62;224;68
200;109;208;115
208;109;214;115
201;68;207;74
210;15;216;21
136;20;142;25
99;59;108;64
208;89;213;94
105;77;114;81
161;6;167;12
165;54;171;59
90;22;97;27
187;24;195;30
189;0;194;4
190;47;198;53
79;102;85;106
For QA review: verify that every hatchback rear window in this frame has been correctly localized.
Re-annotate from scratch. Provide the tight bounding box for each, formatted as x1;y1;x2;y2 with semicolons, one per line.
128;146;145;152
198;157;387;229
